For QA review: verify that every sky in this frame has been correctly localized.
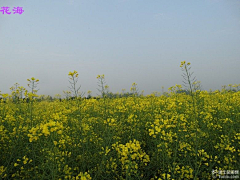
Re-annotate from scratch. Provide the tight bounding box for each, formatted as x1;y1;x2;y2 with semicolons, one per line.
0;0;240;97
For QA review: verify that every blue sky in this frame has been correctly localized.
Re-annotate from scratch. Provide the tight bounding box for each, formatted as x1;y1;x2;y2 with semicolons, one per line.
0;0;240;96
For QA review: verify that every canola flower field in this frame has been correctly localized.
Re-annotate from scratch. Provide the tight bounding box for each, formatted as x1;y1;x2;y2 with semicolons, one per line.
0;62;240;180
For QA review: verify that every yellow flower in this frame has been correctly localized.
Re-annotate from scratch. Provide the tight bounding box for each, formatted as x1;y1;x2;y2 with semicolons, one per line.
73;70;78;74
68;71;74;76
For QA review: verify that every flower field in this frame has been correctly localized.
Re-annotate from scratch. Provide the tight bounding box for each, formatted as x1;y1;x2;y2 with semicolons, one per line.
0;62;240;179
0;88;240;179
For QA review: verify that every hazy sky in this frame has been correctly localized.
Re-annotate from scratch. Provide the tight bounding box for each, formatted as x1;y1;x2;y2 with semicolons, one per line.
0;0;240;97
